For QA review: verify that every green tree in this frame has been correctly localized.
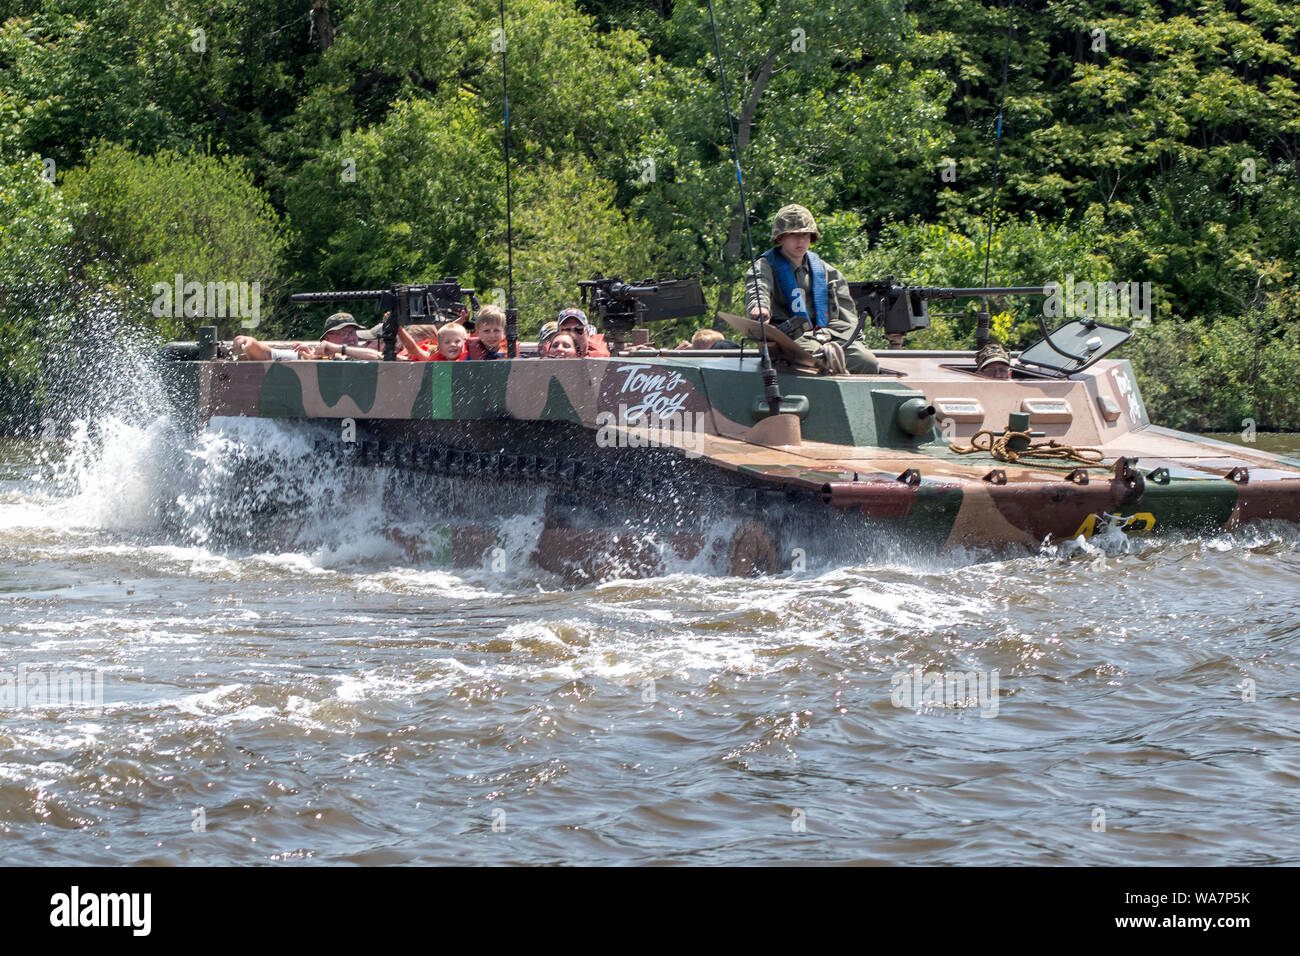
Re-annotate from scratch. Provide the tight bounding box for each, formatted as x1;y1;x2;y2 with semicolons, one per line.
0;156;74;424
0;0;325;175
62;143;289;339
633;0;952;311
839;212;1113;350
283;94;503;298
511;157;656;327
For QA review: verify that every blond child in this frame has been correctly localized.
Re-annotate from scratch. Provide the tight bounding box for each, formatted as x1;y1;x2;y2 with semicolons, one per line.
674;328;724;350
399;322;468;362
467;306;509;360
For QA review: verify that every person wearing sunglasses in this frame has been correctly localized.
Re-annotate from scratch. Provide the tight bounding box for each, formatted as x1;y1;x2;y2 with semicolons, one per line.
555;308;610;358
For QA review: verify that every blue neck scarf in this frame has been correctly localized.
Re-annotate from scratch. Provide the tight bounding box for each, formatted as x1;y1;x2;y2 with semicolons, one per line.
763;247;829;328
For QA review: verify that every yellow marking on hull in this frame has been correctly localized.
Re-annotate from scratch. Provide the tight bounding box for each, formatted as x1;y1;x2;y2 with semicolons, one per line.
1072;512;1156;538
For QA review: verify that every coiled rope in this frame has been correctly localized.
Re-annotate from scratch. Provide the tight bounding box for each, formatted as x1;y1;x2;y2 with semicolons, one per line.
951;429;1109;469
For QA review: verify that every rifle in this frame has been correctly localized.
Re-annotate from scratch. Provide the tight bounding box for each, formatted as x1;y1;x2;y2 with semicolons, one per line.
290;280;480;360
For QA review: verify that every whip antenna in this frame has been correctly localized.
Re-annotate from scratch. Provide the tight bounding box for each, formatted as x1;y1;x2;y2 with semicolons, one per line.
498;0;518;357
705;0;783;416
977;0;1017;349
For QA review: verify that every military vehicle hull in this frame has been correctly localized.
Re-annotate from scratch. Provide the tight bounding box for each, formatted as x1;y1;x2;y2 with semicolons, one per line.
161;353;1300;579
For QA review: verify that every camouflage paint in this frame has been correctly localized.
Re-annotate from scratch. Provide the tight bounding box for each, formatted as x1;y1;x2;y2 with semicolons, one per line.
163;353;1300;569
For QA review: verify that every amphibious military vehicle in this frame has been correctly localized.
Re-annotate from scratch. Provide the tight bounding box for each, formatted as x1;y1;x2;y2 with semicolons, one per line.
157;277;1300;580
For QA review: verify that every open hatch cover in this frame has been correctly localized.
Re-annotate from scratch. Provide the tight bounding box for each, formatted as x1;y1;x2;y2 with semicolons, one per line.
1016;316;1133;376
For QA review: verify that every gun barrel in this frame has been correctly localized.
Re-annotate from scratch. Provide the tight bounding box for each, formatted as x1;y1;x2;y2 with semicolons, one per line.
916;286;1050;298
289;290;387;304
613;284;659;296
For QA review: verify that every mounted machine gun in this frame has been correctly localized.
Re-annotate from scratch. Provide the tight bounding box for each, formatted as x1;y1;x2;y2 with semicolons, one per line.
290;279;480;360
578;274;708;352
849;278;1133;377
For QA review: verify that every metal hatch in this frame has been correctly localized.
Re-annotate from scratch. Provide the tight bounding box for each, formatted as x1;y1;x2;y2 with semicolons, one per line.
1016;316;1133;376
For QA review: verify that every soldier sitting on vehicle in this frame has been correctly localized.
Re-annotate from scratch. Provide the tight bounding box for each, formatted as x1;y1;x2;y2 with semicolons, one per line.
745;204;879;375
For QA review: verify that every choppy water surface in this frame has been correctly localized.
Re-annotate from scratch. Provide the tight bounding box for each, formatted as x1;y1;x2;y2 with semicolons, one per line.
2;419;1298;866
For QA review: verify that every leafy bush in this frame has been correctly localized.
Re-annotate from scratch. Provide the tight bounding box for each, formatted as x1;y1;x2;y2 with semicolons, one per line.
62;143;289;339
841;214;1113;350
0;156;75;425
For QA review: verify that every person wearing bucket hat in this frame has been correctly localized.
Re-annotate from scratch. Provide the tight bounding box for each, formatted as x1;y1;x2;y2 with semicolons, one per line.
319;312;363;339
233;311;383;361
744;203;878;374
310;311;386;360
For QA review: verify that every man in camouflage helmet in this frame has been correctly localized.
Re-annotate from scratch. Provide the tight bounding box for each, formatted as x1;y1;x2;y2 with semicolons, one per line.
745;204;878;374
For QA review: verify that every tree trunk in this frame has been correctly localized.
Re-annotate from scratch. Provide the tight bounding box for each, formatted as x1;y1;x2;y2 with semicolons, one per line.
311;1;336;53
717;42;782;314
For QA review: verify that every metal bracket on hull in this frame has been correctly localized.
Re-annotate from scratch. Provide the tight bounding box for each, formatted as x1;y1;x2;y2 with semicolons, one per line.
1112;456;1145;506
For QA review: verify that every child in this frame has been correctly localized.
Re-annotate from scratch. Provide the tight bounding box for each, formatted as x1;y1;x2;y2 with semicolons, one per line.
399;322;468;362
536;321;559;356
466;306;509;360
675;328;724;350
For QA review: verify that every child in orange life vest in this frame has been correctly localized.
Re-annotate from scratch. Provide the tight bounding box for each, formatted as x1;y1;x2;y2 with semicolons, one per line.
466;306;509;359
398;322;469;362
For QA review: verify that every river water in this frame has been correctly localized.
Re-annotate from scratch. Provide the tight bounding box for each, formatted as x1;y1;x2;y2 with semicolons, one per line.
2;406;1298;866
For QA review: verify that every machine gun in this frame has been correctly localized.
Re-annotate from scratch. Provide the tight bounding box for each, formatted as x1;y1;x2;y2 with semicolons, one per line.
578;274;708;352
290;279;480;361
850;278;1134;376
849;278;1049;349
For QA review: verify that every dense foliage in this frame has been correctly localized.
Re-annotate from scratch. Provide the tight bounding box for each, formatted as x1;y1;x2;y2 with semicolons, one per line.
1;0;1296;430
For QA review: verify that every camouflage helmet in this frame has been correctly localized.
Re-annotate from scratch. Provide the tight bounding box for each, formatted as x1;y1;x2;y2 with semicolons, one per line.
770;204;820;243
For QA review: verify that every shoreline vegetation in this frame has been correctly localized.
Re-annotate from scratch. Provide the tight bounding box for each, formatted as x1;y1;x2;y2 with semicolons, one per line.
1;0;1296;433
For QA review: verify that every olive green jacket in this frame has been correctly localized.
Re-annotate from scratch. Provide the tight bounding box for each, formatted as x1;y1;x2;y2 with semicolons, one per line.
744;252;862;345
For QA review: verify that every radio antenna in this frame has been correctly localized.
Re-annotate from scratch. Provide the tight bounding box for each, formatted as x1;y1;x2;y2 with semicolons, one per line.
977;0;1017;348
706;0;783;416
498;0;518;356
